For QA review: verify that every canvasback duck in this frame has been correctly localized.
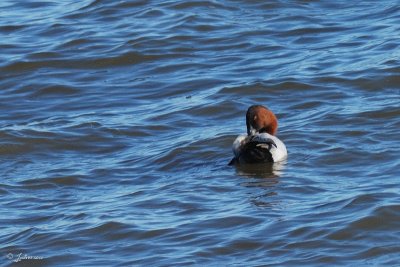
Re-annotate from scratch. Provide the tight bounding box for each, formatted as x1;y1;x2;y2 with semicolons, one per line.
229;105;287;165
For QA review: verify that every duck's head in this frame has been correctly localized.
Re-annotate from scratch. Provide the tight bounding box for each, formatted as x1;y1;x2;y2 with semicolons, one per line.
246;105;278;136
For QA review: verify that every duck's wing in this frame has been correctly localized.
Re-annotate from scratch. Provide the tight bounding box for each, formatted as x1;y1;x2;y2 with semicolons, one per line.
228;157;238;166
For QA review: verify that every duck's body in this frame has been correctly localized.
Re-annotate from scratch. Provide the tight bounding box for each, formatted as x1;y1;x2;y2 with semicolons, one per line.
230;105;287;165
230;132;287;164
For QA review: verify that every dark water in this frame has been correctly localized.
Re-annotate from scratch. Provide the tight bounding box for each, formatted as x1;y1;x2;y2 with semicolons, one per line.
1;0;400;266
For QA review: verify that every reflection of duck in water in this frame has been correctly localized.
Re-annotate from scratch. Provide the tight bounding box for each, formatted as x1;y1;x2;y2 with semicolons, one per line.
229;105;287;165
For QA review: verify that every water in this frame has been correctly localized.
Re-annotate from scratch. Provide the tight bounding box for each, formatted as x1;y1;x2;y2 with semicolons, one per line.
1;0;400;266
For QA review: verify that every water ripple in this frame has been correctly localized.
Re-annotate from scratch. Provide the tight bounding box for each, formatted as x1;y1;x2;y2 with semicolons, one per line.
1;0;400;266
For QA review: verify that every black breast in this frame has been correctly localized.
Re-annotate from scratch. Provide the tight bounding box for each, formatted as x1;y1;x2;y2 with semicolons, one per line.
237;140;274;164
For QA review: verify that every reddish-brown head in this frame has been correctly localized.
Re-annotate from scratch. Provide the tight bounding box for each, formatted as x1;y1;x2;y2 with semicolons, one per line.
246;105;278;136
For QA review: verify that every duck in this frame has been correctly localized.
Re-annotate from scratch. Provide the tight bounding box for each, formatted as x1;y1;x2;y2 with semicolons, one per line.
229;105;287;165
